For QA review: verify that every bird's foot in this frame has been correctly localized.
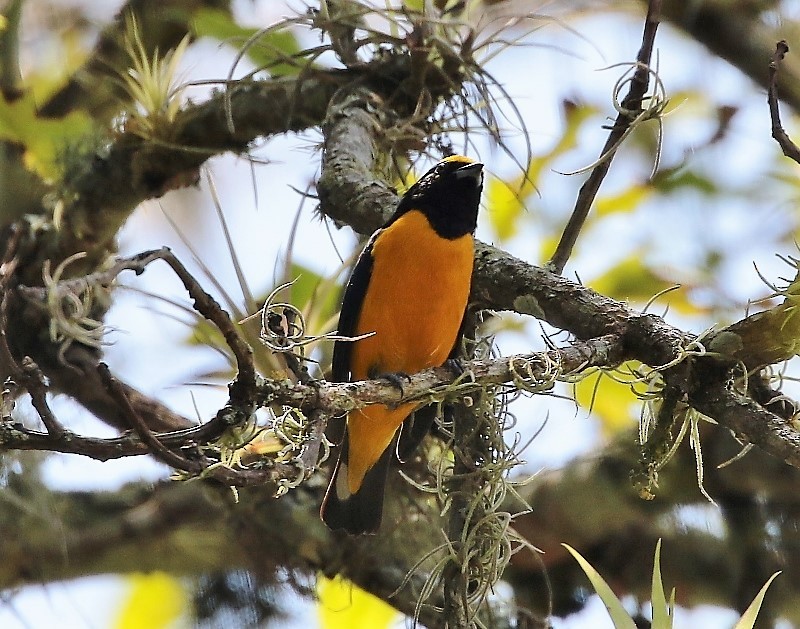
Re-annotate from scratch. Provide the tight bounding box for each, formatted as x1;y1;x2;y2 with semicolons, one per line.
378;371;412;396
444;358;465;377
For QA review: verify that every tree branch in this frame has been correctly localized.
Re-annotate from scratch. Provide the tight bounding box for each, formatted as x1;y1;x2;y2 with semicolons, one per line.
316;88;800;472
767;40;800;163
656;0;800;114
548;0;663;274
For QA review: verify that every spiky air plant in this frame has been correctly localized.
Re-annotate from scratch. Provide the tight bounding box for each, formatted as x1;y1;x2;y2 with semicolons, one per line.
118;14;189;139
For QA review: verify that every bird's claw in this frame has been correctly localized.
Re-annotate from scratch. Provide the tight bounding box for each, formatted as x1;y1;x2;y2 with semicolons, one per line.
445;358;465;377
379;371;412;396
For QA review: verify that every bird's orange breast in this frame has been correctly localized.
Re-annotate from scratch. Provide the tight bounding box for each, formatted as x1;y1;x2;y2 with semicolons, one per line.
351;209;474;379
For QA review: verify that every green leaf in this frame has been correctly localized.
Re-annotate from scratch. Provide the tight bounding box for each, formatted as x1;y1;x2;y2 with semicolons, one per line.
650;539;673;629
595;184;651;217
484;174;531;241
192;9;301;75
732;572;781;629
487;101;597;242
287;262;336;315
0;93;92;180
562;544;637;629
403;0;425;11
590;255;703;316
651;168;717;195
317;575;400;629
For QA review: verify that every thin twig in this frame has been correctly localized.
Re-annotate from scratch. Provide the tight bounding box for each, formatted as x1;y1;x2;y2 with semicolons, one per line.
98;362;201;472
548;0;663;274
767;40;800;164
19;358;66;437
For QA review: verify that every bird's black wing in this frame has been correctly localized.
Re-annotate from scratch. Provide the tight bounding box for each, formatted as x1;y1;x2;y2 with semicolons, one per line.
327;232;378;445
331;231;379;382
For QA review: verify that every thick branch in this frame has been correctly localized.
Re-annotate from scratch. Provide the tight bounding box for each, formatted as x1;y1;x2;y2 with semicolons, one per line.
656;0;800;114
316;91;800;470
0;337;620;464
39;0;232;120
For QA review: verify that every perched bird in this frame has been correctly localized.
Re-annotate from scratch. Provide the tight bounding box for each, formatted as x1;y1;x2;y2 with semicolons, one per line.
321;155;484;534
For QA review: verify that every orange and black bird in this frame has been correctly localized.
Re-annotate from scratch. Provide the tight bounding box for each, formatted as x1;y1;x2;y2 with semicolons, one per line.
320;155;484;535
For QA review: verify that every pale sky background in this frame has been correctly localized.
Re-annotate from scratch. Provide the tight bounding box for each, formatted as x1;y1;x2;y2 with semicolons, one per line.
2;0;798;626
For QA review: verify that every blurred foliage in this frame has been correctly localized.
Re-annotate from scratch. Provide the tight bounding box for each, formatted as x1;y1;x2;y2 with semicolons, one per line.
7;0;800;627
589;255;702;316
486;101;597;243
114;572;189;629
0;87;91;182
191;8;301;76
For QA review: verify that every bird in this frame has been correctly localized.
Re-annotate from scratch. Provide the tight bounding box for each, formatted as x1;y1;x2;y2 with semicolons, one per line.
320;155;484;534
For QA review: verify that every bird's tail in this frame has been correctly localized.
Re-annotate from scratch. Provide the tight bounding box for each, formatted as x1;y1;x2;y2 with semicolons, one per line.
320;431;392;535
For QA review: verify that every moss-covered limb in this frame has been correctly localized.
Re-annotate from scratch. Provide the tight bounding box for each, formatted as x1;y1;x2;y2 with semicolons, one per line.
316;90;800;470
691;381;800;468
33;73;337;277
0;470;447;627
318;89;395;232
1;337;620;462
29;49;462;281
0;480;236;587
5;427;800;623
715;280;800;370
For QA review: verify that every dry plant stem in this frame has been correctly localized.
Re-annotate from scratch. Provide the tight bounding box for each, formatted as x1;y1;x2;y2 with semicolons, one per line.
768;40;800;163
443;403;480;628
548;0;662;274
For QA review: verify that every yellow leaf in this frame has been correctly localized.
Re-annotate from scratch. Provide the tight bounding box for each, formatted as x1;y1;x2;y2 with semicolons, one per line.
318;575;399;629
575;366;641;435
594;184;651;217
403;0;425;11
485;174;531;241
491;102;597;243
114;572;188;629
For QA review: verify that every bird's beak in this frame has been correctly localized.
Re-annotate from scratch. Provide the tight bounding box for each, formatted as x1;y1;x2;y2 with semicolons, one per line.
454;161;484;183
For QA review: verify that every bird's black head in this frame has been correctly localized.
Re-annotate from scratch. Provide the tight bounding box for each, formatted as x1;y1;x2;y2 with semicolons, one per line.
390;156;483;239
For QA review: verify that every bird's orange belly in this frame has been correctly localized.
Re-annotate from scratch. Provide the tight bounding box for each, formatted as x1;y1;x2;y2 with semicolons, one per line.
345;210;474;493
